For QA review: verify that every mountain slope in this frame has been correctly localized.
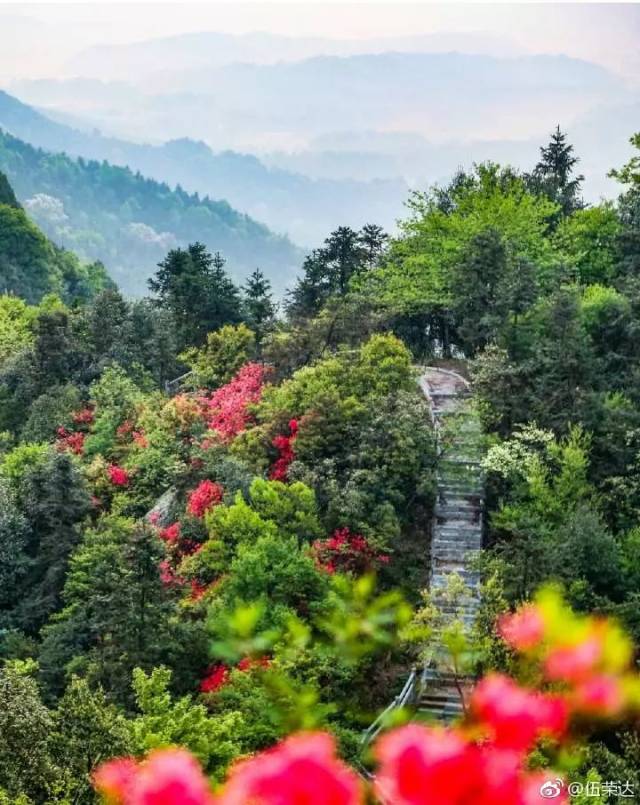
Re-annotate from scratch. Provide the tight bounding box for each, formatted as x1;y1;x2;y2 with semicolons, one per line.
0;169;112;303
0;90;406;244
0;128;302;296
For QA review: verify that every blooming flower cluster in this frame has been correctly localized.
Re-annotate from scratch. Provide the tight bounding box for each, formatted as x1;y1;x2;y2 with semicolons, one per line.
218;733;361;805
56;426;85;455
107;464;130;487
199;664;230;694
199;656;271;694
269;419;298;481
312;527;390;575
187;480;224;518
498;587;640;718
374;722;561;805
116;419;149;449
94;590;640;805
96;736;359;805
72;406;95;426
94;748;216;805
200;363;266;442
158;520;204;588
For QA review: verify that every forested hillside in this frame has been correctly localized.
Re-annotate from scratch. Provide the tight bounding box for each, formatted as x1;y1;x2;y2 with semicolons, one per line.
2;129;640;802
0;90;407;243
0;169;112;304
0;129;301;296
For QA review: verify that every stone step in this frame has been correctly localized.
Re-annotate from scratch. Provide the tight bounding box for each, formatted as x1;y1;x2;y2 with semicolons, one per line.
432;535;482;545
432;570;480;586
439;492;483;503
435;516;482;528
436;522;482;532
434;531;482;543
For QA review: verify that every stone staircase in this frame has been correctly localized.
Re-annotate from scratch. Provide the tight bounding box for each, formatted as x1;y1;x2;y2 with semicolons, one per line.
422;367;483;632
360;367;485;776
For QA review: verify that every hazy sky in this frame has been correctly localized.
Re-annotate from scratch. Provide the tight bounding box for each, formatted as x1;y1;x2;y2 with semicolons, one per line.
1;2;639;81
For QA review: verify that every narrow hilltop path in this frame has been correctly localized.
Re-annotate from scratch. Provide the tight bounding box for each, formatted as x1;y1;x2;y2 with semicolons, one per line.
420;367;483;629
361;367;485;751
416;367;484;721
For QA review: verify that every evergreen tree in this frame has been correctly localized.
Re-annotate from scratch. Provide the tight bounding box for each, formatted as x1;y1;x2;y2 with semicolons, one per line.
528;126;584;220
149;243;242;349
49;677;133;804
242;268;276;343
0;170;19;208
39;517;177;704
33;308;82;387
610;133;640;278
83;287;129;365
0;662;56;802
360;223;389;268
286;250;330;320
16;450;91;633
0;483;29;629
451;228;509;355
286;225;386;319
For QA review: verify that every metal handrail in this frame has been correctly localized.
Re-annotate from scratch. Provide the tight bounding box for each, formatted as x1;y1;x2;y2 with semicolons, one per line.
360;668;418;748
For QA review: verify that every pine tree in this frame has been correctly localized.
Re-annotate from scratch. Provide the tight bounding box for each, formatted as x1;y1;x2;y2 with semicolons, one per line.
39;517;178;705
286;225;387;319
610;133;640;278
0;483;29;628
16;450;91;633
0;662;56;802
529;126;584;220
242;268;276;343
0;171;19;209
149;242;242;348
451;228;509;355
360;223;389;268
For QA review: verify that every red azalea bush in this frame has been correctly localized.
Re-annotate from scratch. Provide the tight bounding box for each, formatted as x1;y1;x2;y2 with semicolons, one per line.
269;418;298;481
200;362;267;442
132;430;149;448
199;664;230;694
94;589;640;805
107;464;130;487
72;406;95;426
116;420;135;439
56;427;85;455
159;522;181;545
199;656;271;694
312;527;390;575
187;480;224;518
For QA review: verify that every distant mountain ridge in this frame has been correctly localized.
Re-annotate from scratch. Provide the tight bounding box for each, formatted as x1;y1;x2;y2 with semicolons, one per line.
10;49;628;150
0;126;302;297
65;30;528;80
0;90;407;244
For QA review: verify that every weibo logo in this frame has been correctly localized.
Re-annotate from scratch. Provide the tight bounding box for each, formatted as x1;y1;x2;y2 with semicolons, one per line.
539;779;564;799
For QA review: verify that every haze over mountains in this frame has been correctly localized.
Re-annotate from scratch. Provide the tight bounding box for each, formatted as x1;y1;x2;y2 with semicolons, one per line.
0;90;407;245
0;7;639;294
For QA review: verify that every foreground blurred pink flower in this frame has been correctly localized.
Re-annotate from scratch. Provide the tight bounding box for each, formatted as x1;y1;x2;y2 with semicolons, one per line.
94;748;215;805
471;674;567;751
218;732;362;805
498;605;545;652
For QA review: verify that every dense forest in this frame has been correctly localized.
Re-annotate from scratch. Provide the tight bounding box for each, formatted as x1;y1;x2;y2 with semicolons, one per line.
1;127;640;803
0;128;301;296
